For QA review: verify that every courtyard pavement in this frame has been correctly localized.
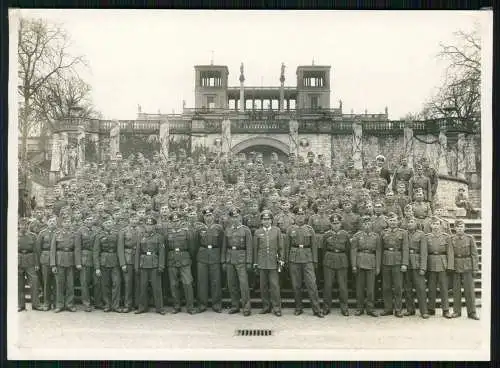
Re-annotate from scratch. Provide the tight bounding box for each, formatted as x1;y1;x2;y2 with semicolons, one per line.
9;306;489;360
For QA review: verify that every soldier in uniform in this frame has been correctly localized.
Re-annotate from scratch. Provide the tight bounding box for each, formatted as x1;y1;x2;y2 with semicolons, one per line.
18;218;41;311
75;215;99;312
392;156;413;194
134;217;166;314
350;216;381;317
118;212;143;313
222;208;253;316
371;201;388;234
50;216;81;313
341;200;360;237
165;211;197;314
421;157;438;204
322;214;350;316
196;208;224;313
451;220;479;319
404;217;429;318
283;208;322;317
411;190;432;233
426;216;454;318
380;212;409;317
395;182;411;215
408;164;432;202
254;210;284;316
94;217;122;313
37;215;58;310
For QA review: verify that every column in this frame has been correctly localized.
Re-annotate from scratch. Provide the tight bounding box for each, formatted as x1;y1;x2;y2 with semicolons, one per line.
49;132;61;184
289;119;299;157
403;123;414;169
221;118;231;156
438;128;449;175
76;126;86;169
159;118;170;161
456;133;467;180
59;132;69;176
239;82;245;112
352;120;363;170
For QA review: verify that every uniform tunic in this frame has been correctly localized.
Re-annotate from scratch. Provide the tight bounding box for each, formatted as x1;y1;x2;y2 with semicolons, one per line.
404;229;428;315
451;234;479;315
426;231;454;312
37;228;56;307
18;231;40;309
94;230;122;311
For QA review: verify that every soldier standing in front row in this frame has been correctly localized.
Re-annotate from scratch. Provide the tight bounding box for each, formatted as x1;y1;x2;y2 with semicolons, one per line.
285;208;323;318
134;217;166;315
37;216;57;310
380;212;409;318
426;216;454;318
18;218;41;311
254;210;284;317
223;208;253;316
322;214;350;316
350;216;381;317
196;208;224;313
404;218;429;318
451;219;479;320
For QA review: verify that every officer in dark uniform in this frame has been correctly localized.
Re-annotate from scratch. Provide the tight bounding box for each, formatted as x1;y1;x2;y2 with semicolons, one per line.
404;217;429;318
350;216;381;317
165;211;196;314
118;212;143;313
322;214;350;316
285;208;323;317
18;218;41;311
380;212;409;317
426;216;454;318
222;207;253;316
75;215;99;312
134;217;166;314
196;208;224;313
94;217;122;313
36;215;58;310
451;219;479;320
50;216;81;313
253;210;284;316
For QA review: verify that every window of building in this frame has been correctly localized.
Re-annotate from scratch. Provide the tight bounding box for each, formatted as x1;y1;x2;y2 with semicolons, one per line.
207;96;216;109
310;96;319;109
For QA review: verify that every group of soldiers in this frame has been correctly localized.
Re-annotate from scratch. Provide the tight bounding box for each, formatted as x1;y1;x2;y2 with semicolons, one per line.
18;149;479;320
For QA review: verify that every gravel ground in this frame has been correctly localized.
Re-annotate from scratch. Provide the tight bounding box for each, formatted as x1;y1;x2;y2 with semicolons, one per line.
10;306;488;360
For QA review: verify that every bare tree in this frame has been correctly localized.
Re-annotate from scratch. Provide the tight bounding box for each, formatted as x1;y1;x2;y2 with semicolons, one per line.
17;17;88;162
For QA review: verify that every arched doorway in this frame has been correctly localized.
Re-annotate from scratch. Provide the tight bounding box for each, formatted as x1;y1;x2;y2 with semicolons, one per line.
231;137;289;164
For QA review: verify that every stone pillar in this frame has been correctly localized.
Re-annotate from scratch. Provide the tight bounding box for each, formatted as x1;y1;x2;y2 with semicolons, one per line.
239;84;245;112
289;119;299;157
76;125;86;168
50;132;61;175
403;123;414;169
59;132;69;176
109;120;120;160
352;120;363;170
456;133;467;180
221;118;231;156
159;118;170;160
90;133;100;161
466;134;477;173
438;128;449;175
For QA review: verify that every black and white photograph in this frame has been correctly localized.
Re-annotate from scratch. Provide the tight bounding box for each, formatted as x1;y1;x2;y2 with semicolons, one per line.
7;9;492;360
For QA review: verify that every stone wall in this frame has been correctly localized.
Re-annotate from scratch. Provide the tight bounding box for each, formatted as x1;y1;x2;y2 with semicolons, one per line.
435;176;469;213
297;134;332;164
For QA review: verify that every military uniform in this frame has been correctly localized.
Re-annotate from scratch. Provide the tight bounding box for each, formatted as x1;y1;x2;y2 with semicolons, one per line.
94;228;122;312
451;231;479;318
50;226;81;311
18;229;40;311
75;224;101;310
411;200;432;233
254;218;284;315
196;220;224;312
134;220;165;314
380;224;409;316
165;217;196;313
426;230;454;317
409;174;432;202
341;211;360;236
350;225;382;315
222;218;253;315
118;224;143;311
37;227;56;309
404;227;429;317
322;225;350;315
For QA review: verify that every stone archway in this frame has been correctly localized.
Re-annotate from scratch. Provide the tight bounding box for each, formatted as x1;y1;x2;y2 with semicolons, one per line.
231;137;289;163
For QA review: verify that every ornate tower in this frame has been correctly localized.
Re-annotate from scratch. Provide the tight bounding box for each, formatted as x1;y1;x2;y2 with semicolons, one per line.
194;65;229;110
296;65;331;110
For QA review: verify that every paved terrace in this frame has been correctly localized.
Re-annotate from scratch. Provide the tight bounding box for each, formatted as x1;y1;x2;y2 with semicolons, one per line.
11;306;488;360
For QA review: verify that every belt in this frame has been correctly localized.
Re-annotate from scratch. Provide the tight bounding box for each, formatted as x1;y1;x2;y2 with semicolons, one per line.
170;248;186;252
326;249;344;253
315;231;327;235
143;251;156;256
293;244;309;249
201;245;217;249
384;248;400;252
430;252;446;255
58;248;73;252
102;251;116;254
455;255;470;259
230;246;245;250
415;216;426;219
359;250;375;254
409;249;419;254
19;250;33;254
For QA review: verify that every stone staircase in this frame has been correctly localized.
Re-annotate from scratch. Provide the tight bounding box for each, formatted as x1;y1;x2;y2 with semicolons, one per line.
24;220;483;310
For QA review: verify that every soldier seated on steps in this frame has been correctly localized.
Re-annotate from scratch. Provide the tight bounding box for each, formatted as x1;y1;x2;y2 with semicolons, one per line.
455;187;478;219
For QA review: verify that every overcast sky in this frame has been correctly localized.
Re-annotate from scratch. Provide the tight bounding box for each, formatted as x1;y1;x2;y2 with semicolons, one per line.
16;10;483;120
